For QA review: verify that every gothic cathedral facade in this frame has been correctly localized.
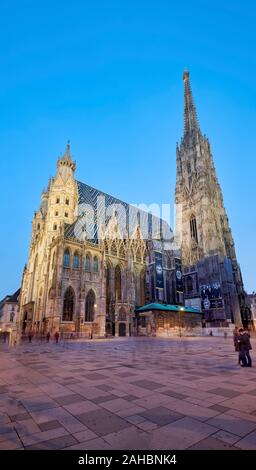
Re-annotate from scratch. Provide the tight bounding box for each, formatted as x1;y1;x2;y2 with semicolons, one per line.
18;72;251;337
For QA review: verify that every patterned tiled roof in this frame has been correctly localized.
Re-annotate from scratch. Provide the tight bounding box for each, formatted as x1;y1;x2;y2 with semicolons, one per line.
64;181;172;244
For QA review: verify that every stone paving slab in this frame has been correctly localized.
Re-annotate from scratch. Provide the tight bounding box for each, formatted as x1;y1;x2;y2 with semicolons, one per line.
0;336;255;449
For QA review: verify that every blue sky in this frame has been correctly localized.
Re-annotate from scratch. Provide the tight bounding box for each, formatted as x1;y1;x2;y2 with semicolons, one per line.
0;0;255;297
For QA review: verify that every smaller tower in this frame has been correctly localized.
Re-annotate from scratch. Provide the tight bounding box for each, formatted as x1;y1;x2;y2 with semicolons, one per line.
44;142;78;246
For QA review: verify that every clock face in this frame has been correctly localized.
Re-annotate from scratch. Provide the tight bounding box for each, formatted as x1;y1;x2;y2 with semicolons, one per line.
153;241;162;250
156;264;163;275
176;270;182;280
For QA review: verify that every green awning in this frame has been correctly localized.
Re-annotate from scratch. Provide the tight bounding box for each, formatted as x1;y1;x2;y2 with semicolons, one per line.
135;303;202;314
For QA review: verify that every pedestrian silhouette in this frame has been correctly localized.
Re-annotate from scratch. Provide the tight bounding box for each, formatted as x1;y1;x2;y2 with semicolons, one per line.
54;331;60;344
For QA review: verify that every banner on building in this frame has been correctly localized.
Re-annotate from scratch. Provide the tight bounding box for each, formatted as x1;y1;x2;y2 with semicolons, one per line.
155;251;164;289
200;283;224;310
175;258;183;293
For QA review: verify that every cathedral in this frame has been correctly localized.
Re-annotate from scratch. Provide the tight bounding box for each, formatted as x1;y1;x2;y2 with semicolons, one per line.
18;72;251;338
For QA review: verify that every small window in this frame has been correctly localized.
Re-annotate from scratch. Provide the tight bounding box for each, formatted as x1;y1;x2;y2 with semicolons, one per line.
65;212;68;218
73;252;79;269
37;223;40;230
85;254;91;272
56;197;60;204
66;198;69;205
55;211;58;216
190;215;198;243
53;224;57;230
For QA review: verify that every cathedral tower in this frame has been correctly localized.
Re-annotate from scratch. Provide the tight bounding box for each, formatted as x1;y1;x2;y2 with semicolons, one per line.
176;71;249;326
19;143;78;333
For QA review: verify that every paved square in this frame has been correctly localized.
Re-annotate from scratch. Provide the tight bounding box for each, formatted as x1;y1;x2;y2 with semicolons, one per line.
0;336;256;449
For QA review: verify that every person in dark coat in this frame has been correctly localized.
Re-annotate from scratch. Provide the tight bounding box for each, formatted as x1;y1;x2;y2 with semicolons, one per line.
54;331;60;344
46;331;50;343
237;328;252;367
233;326;241;364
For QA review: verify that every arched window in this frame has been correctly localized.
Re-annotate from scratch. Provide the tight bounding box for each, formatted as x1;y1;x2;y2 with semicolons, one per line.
65;198;69;205
63;249;70;267
85;254;91;272
118;307;126;321
73;252;79;269
190;215;198;243
187;275;193;293
115;265;122;301
31;254;38;301
93;256;99;273
63;287;75;321
53;224;57;230
56;197;60;204
105;263;111;311
52;251;55;269
85;289;95;322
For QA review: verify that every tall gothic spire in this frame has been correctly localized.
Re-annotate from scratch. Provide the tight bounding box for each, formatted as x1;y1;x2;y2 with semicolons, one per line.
183;70;200;138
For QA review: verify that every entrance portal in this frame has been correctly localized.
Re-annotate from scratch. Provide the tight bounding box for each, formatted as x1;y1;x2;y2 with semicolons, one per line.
22;312;28;332
119;322;126;337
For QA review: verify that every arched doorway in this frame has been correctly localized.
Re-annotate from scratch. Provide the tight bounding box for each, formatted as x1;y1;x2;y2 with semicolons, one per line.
22;312;28;332
85;289;95;322
63;287;75;321
119;322;126;337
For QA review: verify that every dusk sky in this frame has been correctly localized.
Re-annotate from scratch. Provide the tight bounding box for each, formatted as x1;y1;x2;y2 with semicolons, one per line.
0;0;255;298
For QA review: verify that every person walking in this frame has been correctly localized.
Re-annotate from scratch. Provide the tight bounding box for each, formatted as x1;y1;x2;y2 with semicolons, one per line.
46;331;50;343
237;328;252;367
28;331;33;343
233;326;241;364
54;331;60;344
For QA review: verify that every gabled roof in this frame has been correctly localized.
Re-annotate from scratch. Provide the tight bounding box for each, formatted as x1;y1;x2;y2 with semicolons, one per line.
135;303;202;314
0;288;20;307
6;288;20;303
64;180;172;244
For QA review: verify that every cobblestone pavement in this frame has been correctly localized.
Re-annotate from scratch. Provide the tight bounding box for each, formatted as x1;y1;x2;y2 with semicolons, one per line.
0;336;256;450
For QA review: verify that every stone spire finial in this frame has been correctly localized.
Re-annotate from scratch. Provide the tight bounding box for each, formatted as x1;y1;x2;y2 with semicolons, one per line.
183;70;200;137
66;140;70;158
57;141;76;172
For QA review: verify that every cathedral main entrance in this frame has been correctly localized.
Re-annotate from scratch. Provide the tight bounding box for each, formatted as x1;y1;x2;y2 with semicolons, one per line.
118;322;126;336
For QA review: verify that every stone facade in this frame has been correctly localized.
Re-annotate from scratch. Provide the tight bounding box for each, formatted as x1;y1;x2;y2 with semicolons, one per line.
175;71;251;327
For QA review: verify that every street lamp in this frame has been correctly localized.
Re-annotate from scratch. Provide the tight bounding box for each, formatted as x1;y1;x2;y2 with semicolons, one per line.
178;307;184;337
